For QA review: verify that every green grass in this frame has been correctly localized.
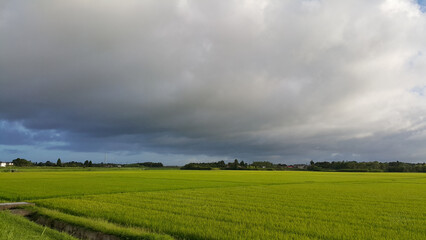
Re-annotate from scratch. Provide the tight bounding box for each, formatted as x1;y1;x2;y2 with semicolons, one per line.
31;207;173;240
0;170;425;239
0;170;252;200
0;211;77;240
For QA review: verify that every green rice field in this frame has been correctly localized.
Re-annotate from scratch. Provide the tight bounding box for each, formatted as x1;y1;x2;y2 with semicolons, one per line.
0;170;425;239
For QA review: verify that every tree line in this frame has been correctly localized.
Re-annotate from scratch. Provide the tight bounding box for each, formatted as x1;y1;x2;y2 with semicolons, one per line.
8;157;426;172
308;160;426;172
181;160;290;170
182;159;426;172
125;162;164;168
9;158;163;168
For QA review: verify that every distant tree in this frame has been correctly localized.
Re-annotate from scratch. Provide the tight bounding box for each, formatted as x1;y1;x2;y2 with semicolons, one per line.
181;163;211;170
88;161;93;167
12;158;33;167
56;158;62;167
388;161;406;172
139;162;163;167
45;161;55;167
180;160;233;170
62;161;84;167
217;160;226;168
250;161;275;168
226;159;241;170
84;160;89;167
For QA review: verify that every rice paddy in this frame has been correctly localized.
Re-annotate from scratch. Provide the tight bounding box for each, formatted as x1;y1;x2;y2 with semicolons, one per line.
0;170;425;239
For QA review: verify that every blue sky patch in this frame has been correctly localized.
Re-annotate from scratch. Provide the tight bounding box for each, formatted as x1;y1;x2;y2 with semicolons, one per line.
410;85;426;96
418;0;426;12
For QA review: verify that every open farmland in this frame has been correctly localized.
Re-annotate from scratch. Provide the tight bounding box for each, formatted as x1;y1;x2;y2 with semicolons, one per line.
0;170;425;239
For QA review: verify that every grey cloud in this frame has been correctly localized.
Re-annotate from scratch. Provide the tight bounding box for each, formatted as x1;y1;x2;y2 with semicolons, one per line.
0;121;62;145
1;0;426;163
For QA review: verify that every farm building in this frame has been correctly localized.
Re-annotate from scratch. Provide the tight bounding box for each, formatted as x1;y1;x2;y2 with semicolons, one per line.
0;162;14;167
287;164;307;169
293;164;307;169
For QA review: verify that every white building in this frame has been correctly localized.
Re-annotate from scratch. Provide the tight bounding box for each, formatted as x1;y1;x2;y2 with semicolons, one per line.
0;162;13;167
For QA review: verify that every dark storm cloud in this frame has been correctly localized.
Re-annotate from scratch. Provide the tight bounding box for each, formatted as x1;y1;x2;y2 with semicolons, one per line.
1;0;426;163
0;121;61;145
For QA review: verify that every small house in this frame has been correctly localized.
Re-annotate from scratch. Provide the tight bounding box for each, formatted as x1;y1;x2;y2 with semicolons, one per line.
0;162;14;167
293;164;307;169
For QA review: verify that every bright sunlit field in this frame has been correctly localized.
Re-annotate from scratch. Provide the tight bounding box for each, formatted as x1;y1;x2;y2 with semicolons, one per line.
0;170;425;239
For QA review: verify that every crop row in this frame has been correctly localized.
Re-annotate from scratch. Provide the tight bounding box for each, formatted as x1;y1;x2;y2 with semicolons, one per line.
36;181;426;240
1;170;424;200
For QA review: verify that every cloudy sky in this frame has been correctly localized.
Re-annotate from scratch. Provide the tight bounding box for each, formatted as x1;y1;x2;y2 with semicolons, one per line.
1;0;426;165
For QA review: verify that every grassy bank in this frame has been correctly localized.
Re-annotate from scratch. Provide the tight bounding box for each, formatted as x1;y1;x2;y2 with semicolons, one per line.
0;211;76;240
